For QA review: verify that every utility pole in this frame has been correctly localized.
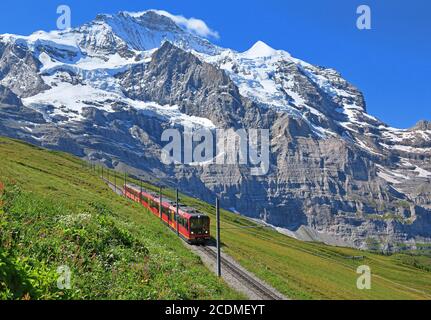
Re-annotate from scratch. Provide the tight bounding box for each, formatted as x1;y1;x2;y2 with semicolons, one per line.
176;189;179;236
124;171;127;197
101;166;104;180
107;168;109;184
114;172;117;193
140;179;143;204
216;197;221;277
159;186;163;220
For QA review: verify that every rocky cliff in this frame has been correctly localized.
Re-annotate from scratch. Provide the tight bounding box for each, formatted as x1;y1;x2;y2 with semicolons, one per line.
0;10;430;251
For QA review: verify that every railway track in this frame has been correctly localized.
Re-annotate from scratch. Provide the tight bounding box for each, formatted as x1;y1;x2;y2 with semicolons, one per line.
101;177;285;300
198;245;284;300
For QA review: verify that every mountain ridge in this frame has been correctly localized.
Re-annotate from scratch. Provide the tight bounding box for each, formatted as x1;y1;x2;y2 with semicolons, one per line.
0;9;430;251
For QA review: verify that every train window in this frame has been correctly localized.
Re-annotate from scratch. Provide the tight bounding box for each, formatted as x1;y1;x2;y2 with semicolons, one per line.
190;216;209;233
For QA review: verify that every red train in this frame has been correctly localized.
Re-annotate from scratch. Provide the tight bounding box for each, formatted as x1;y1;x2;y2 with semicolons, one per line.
124;184;210;244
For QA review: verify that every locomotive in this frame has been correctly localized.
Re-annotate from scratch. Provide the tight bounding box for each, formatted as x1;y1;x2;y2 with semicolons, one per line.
124;185;211;244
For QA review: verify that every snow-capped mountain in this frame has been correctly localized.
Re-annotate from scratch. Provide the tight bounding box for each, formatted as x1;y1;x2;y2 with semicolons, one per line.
0;10;430;250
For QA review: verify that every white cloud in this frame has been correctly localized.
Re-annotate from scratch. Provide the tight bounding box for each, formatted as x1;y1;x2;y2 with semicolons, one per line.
152;10;220;39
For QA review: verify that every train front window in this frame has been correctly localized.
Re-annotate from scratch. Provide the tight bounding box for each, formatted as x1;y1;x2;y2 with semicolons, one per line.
190;216;209;234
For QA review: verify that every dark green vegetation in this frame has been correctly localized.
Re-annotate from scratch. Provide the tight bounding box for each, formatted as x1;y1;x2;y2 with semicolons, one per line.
1;137;431;300
0;137;242;300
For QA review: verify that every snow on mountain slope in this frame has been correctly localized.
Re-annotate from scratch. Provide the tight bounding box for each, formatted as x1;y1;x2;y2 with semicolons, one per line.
0;10;382;133
200;40;376;139
1;9;430;150
77;10;221;56
2;10;223;130
243;40;279;59
203;43;293;110
1;9;431;250
22;74;216;129
0;9;220;65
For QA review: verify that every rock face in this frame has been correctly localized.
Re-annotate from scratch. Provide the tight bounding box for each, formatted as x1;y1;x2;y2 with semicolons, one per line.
0;41;50;97
118;41;268;129
0;10;430;251
0;85;22;106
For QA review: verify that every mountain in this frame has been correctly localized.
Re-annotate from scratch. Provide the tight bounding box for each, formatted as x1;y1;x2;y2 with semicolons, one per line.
0;10;430;251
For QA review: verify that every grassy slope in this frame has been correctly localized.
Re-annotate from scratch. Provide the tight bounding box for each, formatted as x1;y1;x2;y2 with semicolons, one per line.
117;169;431;300
0;137;242;300
1;137;431;300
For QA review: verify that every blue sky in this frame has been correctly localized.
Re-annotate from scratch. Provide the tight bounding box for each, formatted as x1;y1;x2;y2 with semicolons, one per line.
0;0;429;128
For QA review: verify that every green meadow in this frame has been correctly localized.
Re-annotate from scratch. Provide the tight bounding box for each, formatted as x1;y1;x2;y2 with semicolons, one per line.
1;136;431;300
0;137;241;300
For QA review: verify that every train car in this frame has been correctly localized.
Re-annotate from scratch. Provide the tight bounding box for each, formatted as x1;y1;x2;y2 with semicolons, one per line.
124;185;211;244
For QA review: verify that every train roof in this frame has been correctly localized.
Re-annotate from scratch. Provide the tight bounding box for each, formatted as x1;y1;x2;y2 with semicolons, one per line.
181;207;204;216
128;185;209;218
166;202;207;217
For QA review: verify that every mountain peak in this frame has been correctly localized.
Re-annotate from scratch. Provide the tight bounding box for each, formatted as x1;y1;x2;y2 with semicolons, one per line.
78;9;220;55
412;120;431;131
118;10;181;31
91;10;182;35
243;41;277;58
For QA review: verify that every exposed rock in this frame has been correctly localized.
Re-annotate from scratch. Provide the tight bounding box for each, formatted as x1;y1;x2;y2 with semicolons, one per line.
412;120;431;131
0;42;50;97
0;10;430;251
0;84;22;106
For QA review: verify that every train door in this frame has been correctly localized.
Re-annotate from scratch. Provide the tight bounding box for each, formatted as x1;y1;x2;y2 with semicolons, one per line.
170;209;175;227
